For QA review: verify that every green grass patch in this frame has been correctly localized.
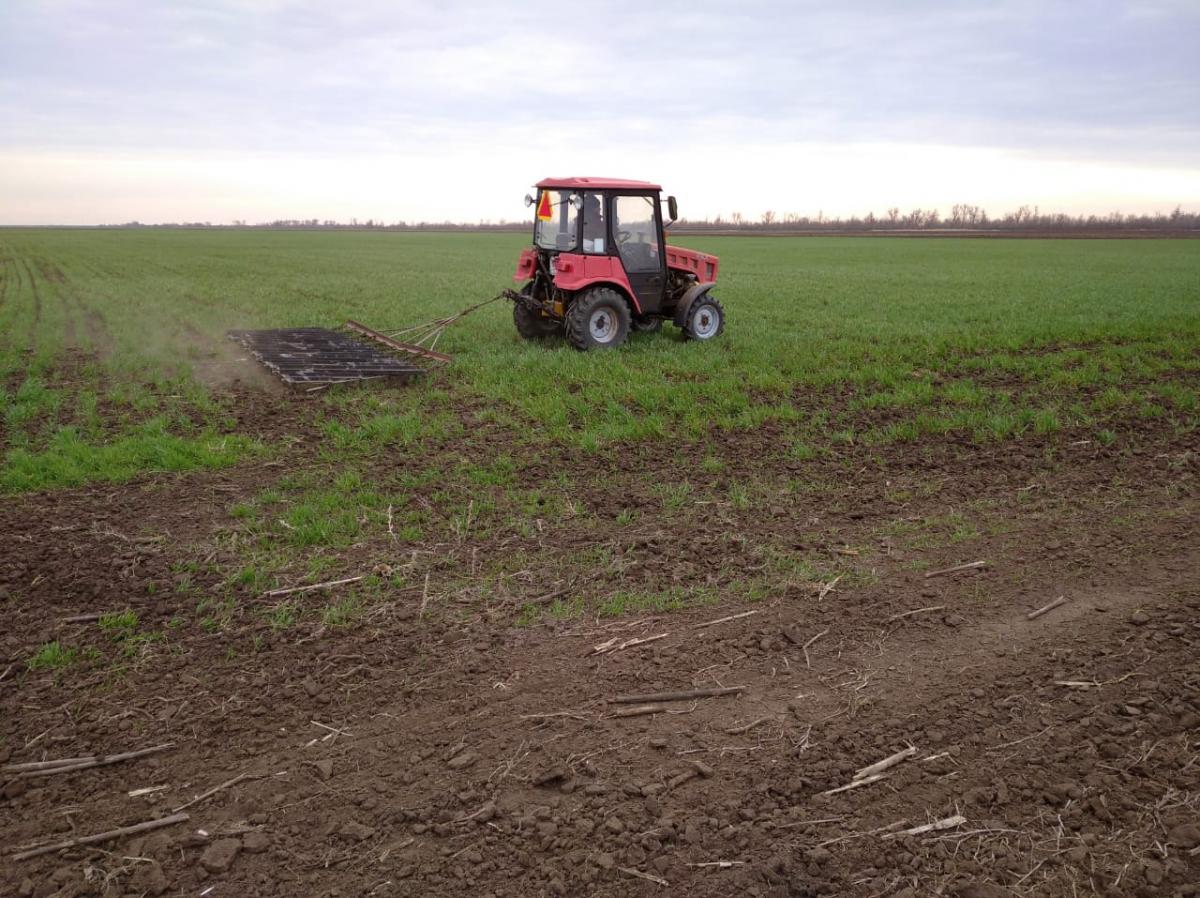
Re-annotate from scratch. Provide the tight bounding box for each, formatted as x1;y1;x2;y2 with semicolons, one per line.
597;586;717;617
99;610;139;636
28;641;77;670
322;595;363;627
1;423;259;492
267;601;299;630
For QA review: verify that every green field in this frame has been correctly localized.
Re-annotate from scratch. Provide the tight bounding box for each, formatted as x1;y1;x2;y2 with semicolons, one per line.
1;229;1196;494
1;227;1197;636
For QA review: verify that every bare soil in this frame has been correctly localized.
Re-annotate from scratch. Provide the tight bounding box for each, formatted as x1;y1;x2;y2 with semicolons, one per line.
1;395;1197;898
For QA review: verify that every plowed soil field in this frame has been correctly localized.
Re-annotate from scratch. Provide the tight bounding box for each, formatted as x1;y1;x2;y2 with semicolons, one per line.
3;392;1197;898
1;232;1198;897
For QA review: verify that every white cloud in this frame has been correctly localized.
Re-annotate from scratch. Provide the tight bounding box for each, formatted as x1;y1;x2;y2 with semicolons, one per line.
1;0;1198;222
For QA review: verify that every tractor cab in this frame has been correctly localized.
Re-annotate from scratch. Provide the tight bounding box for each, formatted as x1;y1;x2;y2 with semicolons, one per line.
509;177;723;350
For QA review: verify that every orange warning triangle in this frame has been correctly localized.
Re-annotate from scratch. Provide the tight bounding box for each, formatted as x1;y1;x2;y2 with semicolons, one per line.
536;191;553;221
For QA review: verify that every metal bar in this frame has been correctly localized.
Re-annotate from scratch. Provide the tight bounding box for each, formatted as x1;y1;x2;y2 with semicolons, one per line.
344;320;454;363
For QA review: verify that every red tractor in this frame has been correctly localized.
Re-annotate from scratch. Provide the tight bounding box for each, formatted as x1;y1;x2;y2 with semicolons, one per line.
508;177;725;350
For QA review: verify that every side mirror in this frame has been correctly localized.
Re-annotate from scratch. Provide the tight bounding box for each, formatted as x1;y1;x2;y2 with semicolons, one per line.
524;194;535;207
667;195;678;223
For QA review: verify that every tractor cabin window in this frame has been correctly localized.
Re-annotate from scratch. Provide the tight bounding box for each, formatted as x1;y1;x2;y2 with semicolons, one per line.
581;193;606;254
534;190;579;252
613;195;660;272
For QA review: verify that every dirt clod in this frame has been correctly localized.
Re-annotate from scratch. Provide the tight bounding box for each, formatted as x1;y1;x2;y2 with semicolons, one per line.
1169;824;1200;849
242;831;270;854
129;861;169;896
447;751;479;770
199;839;240;873
532;766;568;786
338;821;376;841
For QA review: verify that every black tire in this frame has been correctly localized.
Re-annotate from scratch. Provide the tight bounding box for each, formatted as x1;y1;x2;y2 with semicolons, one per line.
513;302;560;339
682;294;725;341
632;316;663;333
565;287;631;351
513;285;560;340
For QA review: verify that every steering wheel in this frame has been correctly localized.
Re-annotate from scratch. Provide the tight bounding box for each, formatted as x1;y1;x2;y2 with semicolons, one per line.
616;229;633;245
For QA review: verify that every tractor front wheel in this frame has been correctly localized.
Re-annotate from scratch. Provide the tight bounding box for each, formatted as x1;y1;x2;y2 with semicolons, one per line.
682;294;726;341
513;301;560;340
565;287;631;351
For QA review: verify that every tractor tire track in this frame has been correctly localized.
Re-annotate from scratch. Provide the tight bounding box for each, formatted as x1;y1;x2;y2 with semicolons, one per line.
79;302;115;359
19;256;43;361
39;255;116;359
0;254;28;388
57;270;83;351
0;250;11;312
45;261;110;358
0;248;21;322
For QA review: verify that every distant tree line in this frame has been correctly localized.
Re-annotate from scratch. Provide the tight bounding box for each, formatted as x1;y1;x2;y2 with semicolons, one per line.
682;204;1199;232
103;205;1198;233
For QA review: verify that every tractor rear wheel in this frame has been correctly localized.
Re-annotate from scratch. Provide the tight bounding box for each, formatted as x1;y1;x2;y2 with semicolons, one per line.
565;287;631;350
513;301;560;340
682;294;725;341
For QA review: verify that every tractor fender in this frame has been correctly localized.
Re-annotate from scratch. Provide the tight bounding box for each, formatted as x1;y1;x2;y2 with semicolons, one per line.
563;279;642;315
672;282;716;329
552;254;642;314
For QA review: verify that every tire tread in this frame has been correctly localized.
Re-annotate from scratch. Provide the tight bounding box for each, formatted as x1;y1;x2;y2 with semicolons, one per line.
682;294;726;341
565;287;631;350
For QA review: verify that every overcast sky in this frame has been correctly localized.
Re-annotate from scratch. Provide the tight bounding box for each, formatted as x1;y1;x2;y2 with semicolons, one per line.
2;0;1199;224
